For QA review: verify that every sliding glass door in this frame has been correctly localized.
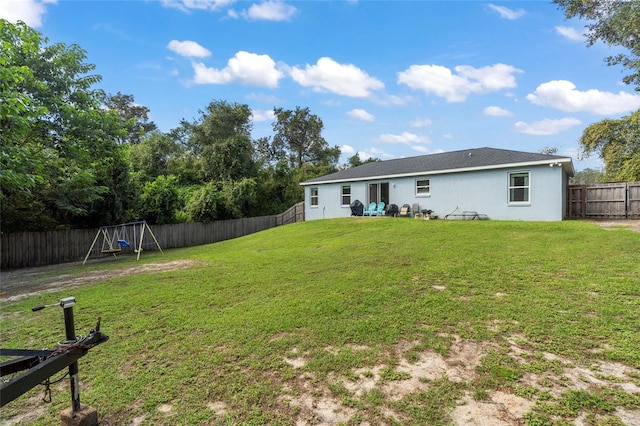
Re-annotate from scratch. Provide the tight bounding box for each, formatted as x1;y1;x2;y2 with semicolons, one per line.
368;182;389;205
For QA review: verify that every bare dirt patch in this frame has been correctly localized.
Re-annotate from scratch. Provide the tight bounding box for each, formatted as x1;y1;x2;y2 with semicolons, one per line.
451;391;533;426
0;259;198;303
591;219;640;233
280;335;640;425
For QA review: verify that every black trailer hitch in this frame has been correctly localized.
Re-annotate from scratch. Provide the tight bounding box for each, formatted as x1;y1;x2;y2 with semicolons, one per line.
0;297;108;412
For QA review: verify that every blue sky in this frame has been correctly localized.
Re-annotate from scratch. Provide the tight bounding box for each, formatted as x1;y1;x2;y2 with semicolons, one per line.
4;0;640;171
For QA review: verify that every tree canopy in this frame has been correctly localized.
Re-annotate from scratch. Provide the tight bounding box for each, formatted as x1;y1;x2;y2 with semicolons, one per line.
1;19;131;231
183;100;256;183
554;0;640;181
0;20;340;232
271;106;341;169
580;110;640;182
103;92;157;144
0;20;47;195
554;0;640;89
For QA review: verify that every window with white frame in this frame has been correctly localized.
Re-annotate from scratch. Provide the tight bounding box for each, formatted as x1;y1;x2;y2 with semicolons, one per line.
310;187;319;206
341;185;351;206
416;179;430;196
509;172;530;203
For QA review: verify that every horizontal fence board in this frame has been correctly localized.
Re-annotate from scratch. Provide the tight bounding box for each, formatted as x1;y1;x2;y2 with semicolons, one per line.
1;202;304;270
568;182;640;219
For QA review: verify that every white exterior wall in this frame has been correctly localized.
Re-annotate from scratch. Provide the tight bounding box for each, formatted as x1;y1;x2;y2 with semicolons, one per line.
304;165;567;221
305;181;370;220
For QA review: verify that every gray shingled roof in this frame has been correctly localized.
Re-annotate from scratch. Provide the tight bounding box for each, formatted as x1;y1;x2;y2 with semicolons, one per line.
301;147;573;185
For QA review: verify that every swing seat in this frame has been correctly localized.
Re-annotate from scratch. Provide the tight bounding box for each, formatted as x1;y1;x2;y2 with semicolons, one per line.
101;248;121;254
117;239;130;248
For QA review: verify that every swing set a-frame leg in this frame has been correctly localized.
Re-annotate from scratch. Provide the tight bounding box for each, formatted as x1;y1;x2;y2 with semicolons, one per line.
144;223;164;256
84;222;163;264
83;230;102;265
136;222;164;260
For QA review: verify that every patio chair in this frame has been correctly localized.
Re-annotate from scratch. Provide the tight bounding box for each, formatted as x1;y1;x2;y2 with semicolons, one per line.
412;203;420;218
363;202;376;216
372;201;386;216
399;204;410;217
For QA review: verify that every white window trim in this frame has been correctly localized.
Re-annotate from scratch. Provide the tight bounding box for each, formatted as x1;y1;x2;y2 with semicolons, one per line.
508;171;531;205
341;185;351;207
310;187;319;208
415;178;431;197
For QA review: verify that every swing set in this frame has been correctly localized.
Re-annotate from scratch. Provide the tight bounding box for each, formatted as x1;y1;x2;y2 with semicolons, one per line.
83;221;163;265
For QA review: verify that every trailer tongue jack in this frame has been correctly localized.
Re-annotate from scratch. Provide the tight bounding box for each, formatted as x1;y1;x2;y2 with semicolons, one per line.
1;297;108;425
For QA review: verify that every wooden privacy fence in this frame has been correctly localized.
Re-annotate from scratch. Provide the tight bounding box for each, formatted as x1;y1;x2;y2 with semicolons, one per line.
276;200;305;226
1;202;305;270
568;182;640;219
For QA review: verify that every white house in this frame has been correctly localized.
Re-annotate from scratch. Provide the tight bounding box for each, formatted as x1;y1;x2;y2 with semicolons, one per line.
300;147;574;221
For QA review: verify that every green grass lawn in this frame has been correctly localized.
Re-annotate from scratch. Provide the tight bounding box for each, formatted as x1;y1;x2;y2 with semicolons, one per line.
1;219;639;425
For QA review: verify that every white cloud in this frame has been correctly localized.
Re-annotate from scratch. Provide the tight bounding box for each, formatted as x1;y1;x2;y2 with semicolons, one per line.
289;57;384;98
514;117;582;136
251;109;275;122
484;106;513;117
487;4;525;20
555;26;584;42
526;80;640;115
0;0;56;27
378;132;431;145
375;93;412;106
410;118;432;128
191;51;284;87
161;0;234;13
167;40;211;58
348;109;375;122
244;1;297;21
398;63;522;102
359;147;391;160
341;144;356;155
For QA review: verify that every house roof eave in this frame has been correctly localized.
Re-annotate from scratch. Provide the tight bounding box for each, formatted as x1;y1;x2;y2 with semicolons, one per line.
300;157;574;186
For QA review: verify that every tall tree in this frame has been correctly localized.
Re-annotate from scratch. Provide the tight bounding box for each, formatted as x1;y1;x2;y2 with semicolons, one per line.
186;100;256;182
347;153;380;168
554;0;640;89
0;20;131;231
580;110;640;182
271;107;341;169
128;131;185;182
0;19;47;196
103;92;157;144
